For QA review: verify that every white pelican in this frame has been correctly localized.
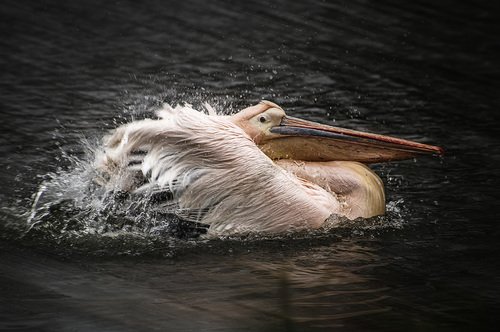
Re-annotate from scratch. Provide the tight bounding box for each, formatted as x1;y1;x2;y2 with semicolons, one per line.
95;101;442;235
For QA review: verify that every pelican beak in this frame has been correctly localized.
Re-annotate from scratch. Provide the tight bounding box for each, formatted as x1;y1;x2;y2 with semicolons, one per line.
261;116;444;163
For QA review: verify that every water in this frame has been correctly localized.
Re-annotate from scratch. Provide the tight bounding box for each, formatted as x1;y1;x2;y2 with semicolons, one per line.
1;0;499;330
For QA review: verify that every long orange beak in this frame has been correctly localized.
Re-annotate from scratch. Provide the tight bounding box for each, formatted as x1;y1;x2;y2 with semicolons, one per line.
260;116;443;163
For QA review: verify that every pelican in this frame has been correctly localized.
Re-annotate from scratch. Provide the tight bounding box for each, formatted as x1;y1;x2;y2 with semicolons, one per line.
95;101;442;235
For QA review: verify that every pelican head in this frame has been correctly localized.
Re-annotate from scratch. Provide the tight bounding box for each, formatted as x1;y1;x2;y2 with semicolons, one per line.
229;100;286;144
231;100;443;163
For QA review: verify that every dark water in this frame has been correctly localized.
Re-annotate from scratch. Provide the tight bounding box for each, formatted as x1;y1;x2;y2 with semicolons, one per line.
1;0;500;330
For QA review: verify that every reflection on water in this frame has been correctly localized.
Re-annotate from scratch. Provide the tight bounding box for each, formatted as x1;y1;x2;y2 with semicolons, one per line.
1;0;500;330
0;239;393;331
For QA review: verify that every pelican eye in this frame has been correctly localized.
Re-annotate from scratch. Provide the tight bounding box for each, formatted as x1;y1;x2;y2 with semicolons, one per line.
259;116;267;123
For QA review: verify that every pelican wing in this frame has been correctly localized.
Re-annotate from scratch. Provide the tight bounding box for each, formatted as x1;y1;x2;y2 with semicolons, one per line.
94;104;337;235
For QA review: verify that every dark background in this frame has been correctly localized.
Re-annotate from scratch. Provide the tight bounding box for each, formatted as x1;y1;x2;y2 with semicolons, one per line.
1;0;500;331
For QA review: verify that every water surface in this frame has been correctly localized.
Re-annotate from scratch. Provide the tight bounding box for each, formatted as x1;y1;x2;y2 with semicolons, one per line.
1;0;499;331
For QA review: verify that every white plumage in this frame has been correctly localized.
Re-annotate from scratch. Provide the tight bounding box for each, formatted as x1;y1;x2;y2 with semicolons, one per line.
95;104;338;235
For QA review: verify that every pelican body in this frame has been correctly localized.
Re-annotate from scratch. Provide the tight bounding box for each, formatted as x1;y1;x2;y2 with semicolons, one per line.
95;101;442;235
